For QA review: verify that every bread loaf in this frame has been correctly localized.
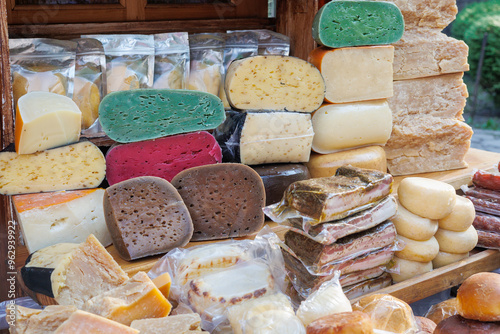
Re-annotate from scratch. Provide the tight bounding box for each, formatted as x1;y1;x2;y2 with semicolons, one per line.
305;311;374;334
434;314;500;334
457;272;500;322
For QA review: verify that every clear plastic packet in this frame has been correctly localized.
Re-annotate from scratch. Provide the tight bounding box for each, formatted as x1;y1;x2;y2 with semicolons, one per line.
188;33;225;96
9;38;77;110
228;29;290;56
153;32;190;90
72;38;106;135
82;34;154;93
219;31;259;109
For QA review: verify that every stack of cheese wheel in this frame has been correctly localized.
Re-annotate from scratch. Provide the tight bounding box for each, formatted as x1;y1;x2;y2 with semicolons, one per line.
392;177;478;282
305;0;404;178
375;0;473;176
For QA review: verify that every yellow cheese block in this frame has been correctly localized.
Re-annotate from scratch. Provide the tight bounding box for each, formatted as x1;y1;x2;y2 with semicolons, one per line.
15;92;81;155
308;46;394;103
311;100;393;154
152;272;172;298
54;310;139;334
83;272;172;326
0;141;106;195
12;71;67;105
73;77;101;129
306;146;387;178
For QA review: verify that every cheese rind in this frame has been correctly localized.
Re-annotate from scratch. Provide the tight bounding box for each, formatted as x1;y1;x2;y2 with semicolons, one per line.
312;1;404;48
0;141;106;195
224;55;325;112
311;100;392;154
13;189;111;253
432;251;469;269
392;201;439;241
308;46;394;103
390;257;433;283
73;77;101;129
15;91;81;155
99;89;225;143
54;310;139;334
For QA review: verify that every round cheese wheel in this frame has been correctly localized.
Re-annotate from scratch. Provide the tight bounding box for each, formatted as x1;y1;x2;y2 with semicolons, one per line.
392;201;439;241
395;235;440;263
398;177;456;219
438;196;475;232
432;251;469;269
390;256;433;283
434;226;478;254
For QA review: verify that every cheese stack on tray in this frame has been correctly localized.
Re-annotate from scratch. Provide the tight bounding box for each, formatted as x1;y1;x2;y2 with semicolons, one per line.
375;0;473;175
305;0;404;178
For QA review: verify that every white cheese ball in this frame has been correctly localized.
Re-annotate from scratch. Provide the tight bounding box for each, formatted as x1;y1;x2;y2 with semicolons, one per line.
432;251;469;269
395;235;440;263
434;226;478;254
393;201;439;241
390;257;433;283
438;196;475;232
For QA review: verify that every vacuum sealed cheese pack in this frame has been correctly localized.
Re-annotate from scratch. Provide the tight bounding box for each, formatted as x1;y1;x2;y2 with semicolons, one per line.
153;32;190;90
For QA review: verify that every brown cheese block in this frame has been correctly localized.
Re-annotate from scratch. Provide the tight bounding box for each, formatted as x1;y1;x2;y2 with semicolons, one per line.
389;73;468;124
103;176;193;261
393;29;469;81
306;311;374;334
171;163;265;241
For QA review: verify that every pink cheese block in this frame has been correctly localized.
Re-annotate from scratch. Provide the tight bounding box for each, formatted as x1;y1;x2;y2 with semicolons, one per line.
105;131;222;185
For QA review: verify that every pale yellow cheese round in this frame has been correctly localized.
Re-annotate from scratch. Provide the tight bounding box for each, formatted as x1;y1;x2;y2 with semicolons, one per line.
438;196;475;232
392;201;439;241
397;177;456;219
432;251;469;269
395;235;440;263
434;226;478;254
390;257;433;283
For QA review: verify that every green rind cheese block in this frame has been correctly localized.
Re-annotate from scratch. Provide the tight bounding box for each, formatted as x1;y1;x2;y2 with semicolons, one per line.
312;1;404;48
99;89;225;143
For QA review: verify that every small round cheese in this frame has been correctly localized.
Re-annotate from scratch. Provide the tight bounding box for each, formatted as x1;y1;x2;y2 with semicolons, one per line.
393;201;439;241
434;226;478;254
395;235;440;263
390;257;433;283
438;196;475;232
432;251;469;269
398;177;456;219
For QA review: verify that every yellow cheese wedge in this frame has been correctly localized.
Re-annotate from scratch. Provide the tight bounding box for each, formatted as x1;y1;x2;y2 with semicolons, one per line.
0;141;106;195
54;310;139;334
15;92;81;155
12;305;77;333
73;77;101;129
152;272;172;298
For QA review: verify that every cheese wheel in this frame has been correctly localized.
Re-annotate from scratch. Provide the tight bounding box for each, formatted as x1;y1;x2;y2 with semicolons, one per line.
392;201;439;241
432;251;469;269
434;226;478;254
438;196;475;232
395;235;439;263
390;257;433;283
311;100;393;154
397;177;456;219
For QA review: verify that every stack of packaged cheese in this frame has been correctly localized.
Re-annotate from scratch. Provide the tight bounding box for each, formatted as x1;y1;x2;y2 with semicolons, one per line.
305;0;404;178
377;0;473;175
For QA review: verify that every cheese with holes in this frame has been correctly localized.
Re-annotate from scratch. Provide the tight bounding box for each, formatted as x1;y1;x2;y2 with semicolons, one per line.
0;141;106;195
393;29;469;80
384;117;473;176
389;73;468;123
83;271;172;326
54;310;139;334
224;55;325;112
99;89;225;143
10;305;76;334
308;46;393;103
15;92;81;155
312;1;404;48
130;313;206;333
311;100;392;154
13;189;111;253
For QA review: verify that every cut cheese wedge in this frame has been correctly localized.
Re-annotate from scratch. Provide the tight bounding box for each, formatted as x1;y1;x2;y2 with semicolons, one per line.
13;188;111;253
15;91;81;155
11;305;76;334
54;310;139;334
130;314;205;333
0;141;106;195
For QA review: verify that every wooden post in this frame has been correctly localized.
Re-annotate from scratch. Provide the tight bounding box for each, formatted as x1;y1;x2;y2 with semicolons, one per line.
276;0;319;60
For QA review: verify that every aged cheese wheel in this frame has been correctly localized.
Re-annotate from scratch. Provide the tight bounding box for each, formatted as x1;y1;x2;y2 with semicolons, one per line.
390;257;433;283
392;201;439;241
434;226;478;254
438;196;475;232
398;177;456;219
395;235;439;263
432;251;469;269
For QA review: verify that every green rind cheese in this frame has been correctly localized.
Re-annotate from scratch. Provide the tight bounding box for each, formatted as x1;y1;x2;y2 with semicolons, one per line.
312;1;404;48
99;89;225;143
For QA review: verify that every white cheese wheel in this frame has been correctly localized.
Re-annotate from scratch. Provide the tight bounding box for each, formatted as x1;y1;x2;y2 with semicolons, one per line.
392;201;439;241
397;177;456;219
434;226;478;254
432;251;469;269
395;235;440;263
438;196;475;232
390;257;433;283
